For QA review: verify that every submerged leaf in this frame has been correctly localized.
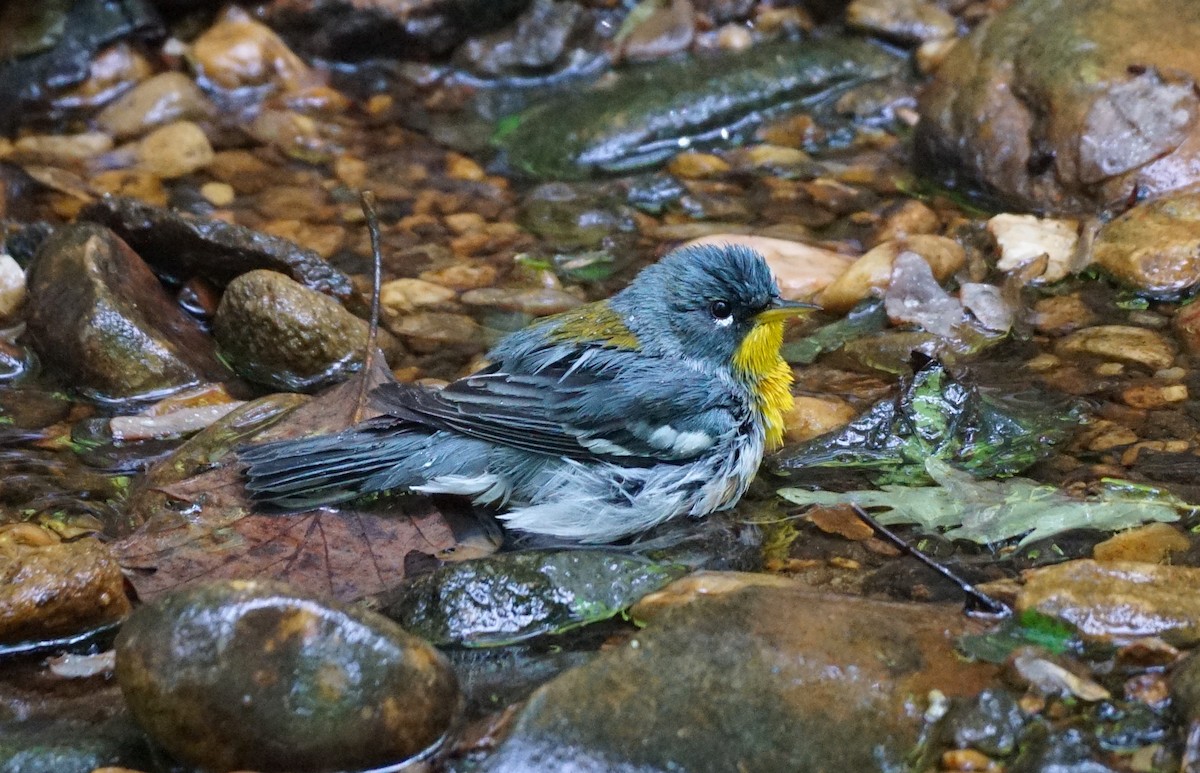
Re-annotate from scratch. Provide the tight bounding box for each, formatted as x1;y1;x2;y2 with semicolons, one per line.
958;610;1079;663
781;299;887;365
772;356;1080;484
778;458;1186;546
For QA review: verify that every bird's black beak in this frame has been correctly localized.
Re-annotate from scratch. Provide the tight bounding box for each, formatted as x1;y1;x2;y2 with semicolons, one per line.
755;298;820;324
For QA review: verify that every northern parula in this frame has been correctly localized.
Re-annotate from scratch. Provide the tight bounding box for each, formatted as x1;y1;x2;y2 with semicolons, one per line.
241;244;814;543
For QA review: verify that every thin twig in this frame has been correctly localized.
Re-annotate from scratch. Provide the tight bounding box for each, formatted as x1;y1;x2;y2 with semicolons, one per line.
849;503;1011;619
356;190;384;424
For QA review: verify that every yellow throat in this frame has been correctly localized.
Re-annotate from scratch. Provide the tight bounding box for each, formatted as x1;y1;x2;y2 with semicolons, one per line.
732;319;793;449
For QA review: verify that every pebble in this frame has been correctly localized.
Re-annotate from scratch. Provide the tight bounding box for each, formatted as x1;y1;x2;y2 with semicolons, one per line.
1093;523;1191;564
668;152;732;179
1031;294;1096;336
420;263;499;291
189;7;313;92
260;220;346;259
130;121;215;178
0;253;26;322
115;580;459;773
819;235;965;314
460;287;583;316
15;132;113;163
782;395;858;443
387;312;485;354
89;170;168;207
871;199;939;244
199;181;235;206
846;0;957;43
988;213;1081;283
1093;190;1200;295
1172;299;1200;354
381;278;459;314
95;71;216;140
1120;383;1188;409
1055;325;1177;371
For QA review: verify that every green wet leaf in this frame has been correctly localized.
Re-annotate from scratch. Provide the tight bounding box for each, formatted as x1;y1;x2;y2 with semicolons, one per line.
958;610;1079;663
781;299;887;365
778;458;1185;546
380;550;689;647
772;356;1081;484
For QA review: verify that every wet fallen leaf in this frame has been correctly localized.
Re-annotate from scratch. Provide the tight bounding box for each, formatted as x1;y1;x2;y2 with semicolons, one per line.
779;458;1185;545
115;357;475;602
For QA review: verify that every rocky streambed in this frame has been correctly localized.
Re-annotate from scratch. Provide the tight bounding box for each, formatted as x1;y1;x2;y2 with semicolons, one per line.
4;0;1200;771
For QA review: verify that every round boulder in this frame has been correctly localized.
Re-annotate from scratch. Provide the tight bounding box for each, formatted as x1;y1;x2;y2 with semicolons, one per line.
115;579;459;773
916;0;1200;213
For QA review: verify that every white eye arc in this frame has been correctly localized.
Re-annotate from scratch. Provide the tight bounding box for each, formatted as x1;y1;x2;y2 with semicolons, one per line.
709;299;733;325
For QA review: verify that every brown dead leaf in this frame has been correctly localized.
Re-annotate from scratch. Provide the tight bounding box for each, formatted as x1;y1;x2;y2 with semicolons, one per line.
116;486;458;602
114;356;483;602
806;504;875;541
253;350;392;443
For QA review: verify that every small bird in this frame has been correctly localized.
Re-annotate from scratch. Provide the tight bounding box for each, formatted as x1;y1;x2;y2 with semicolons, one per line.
240;244;814;543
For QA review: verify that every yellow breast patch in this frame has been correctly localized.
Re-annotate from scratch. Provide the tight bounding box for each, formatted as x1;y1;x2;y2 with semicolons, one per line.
732;319;794;449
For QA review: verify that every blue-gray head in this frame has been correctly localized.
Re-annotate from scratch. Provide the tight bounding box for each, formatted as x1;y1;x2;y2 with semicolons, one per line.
611;243;812;367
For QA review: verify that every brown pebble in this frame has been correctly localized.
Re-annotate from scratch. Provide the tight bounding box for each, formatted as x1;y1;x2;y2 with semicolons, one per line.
940;748;1000;771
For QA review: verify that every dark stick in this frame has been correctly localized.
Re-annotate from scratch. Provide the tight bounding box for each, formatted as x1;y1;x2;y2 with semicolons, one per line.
849;503;1011;619
357;190;384;423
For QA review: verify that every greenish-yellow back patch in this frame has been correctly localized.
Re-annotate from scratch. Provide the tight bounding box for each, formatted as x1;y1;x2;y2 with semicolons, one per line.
732;320;794;449
545;301;641;350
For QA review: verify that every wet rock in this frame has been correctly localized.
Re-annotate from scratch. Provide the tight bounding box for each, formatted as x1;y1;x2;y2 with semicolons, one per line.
264;0;532;61
0;716;152;773
419;263;498;291
0;0;162;133
0;539;130;645
116;579;459;773
189;7;315;93
386;311;485;354
1092;523;1191;564
783;394;858;443
1008;726;1120;773
1055;325;1177;371
871;199;940;244
483;572;998;772
1093;190;1200;295
938;689;1025;757
116;120;214;179
988;213;1081;284
0;252;25;321
456;0;589;78
13;132;113;164
1032;294;1096;336
1171;649;1200;721
214;270;392;392
79;196;364;314
621;0;696;63
460;287;582;316
819;234;966;314
846;0;956;44
519;183;638;250
495;38;899;178
25;223;232;403
917;0;1200;212
381;550;687;647
683;234;854;300
1017;560;1200;645
380;278;457;314
94;72;217;140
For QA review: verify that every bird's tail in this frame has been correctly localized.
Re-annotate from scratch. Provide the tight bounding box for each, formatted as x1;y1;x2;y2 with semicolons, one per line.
240;428;426;511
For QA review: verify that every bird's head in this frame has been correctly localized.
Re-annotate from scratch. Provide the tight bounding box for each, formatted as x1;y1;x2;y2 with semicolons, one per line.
614;244;816;377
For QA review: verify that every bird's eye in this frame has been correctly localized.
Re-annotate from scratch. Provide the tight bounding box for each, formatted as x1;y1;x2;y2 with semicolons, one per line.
709;300;732;320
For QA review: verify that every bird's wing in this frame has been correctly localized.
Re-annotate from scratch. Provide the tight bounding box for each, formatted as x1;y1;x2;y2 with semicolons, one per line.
368;355;748;464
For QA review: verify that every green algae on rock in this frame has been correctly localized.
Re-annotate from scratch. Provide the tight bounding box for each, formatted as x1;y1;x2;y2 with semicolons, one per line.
116;579;460;773
380;550;688;647
494;38;901;179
